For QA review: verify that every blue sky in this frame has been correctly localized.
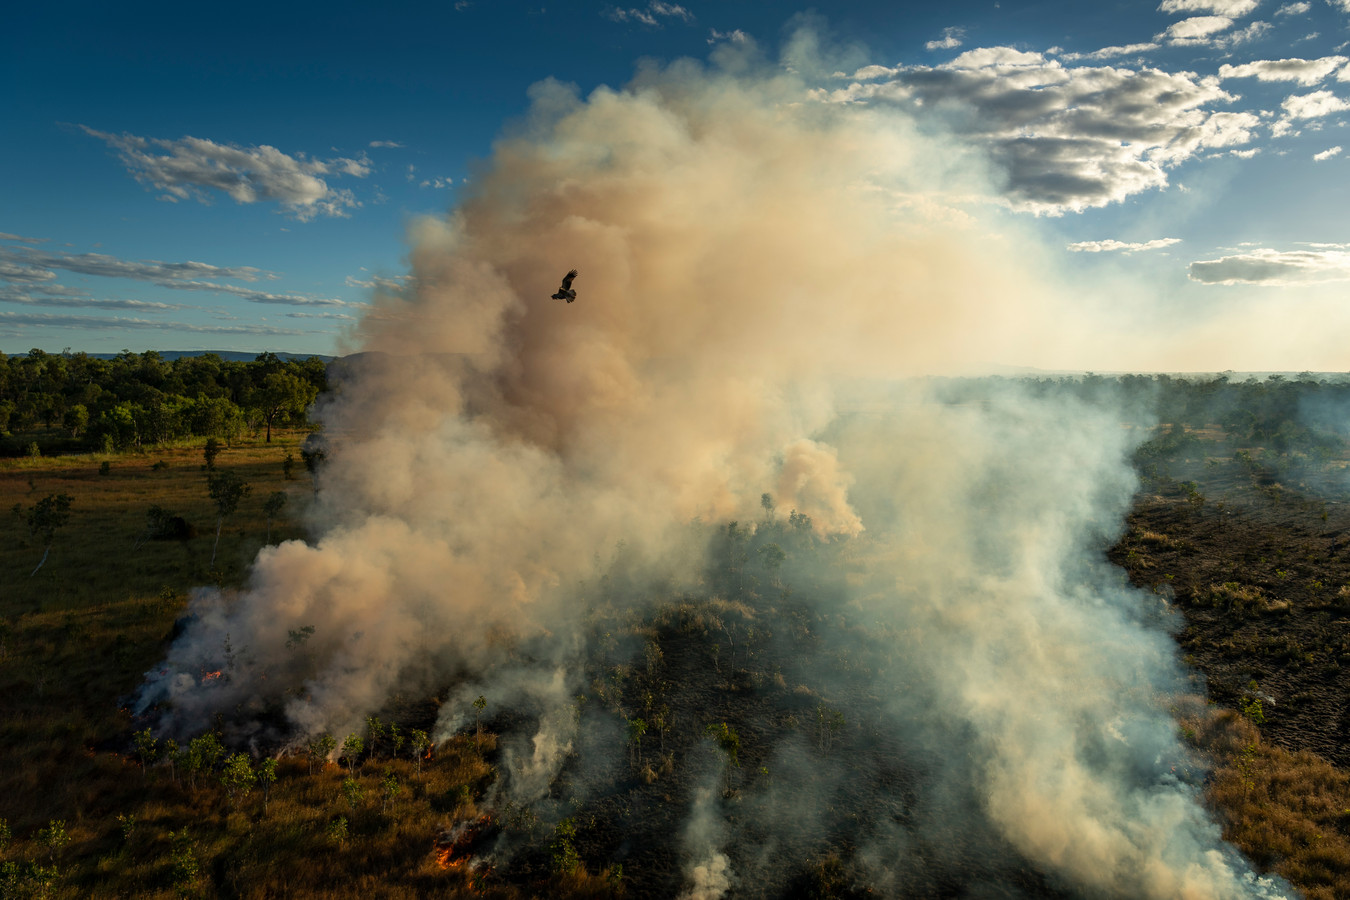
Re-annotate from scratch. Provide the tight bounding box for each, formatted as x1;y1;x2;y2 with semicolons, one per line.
5;0;1350;368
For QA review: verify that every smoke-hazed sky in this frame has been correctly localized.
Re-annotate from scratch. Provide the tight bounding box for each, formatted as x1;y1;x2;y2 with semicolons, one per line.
4;0;1350;371
141;48;1292;898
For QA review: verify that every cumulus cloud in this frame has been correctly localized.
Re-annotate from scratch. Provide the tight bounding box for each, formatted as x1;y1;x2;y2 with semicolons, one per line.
82;127;370;220
1157;14;1237;42
1282;88;1350;117
926;27;966;51
605;1;693;26
814;48;1257;213
1067;238;1182;252
1189;246;1350;283
1276;1;1311;12
1220;55;1348;83
1159;0;1259;13
369;140;404;149
0;232;46;244
1314;144;1344;158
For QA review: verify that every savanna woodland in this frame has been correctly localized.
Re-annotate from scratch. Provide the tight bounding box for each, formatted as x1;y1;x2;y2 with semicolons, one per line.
3;354;1350;899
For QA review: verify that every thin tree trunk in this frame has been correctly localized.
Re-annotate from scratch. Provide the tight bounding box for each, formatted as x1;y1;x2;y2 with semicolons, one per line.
212;516;223;567
30;545;50;577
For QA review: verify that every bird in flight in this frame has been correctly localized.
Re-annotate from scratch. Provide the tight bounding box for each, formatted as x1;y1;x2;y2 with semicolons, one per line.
551;269;578;303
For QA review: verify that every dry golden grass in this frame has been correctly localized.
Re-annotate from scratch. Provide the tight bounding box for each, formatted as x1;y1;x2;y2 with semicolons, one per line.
1184;706;1350;900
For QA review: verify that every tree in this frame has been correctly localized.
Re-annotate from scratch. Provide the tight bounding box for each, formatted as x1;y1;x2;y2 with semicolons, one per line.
379;768;400;813
13;493;72;576
257;758;278;813
206;471;250;567
307;733;337;775
341;775;365;812
203;438;222;470
62;404;88;438
341;734;364;773
133;728;160;780
473;695;487;749
219;753;257;809
252;369;316;443
409;729;431;776
263;491;287;544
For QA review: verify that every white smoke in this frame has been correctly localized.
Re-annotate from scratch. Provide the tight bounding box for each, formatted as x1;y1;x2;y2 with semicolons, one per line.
136;32;1290;899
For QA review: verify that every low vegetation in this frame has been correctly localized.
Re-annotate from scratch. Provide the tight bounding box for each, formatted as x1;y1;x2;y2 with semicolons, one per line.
3;368;1350;897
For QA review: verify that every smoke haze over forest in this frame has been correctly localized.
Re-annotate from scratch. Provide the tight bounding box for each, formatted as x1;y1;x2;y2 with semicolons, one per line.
137;38;1294;898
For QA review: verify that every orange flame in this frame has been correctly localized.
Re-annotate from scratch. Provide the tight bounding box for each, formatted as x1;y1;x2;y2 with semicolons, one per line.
201;670;223;681
433;813;495;872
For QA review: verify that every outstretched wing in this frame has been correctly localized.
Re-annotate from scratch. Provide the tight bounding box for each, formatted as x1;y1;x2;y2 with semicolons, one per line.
559;269;578;291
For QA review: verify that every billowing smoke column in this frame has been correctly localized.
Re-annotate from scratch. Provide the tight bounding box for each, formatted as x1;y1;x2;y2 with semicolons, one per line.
138;37;1288;899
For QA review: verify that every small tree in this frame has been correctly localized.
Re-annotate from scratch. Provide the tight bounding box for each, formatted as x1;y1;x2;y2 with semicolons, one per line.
263;491;287;544
341;776;365;812
14;493;72;576
133;728;160;780
219;753;257;809
379;768;400;813
409;729;431;776
340;734;364;774
282;452;296;481
202;438;222;471
36;820;68;864
257;758;278;813
307;732;337;775
473;695;487;749
366;716;385;761
207;471;250;567
169;828;199;897
705;722;741;795
627;717;647;770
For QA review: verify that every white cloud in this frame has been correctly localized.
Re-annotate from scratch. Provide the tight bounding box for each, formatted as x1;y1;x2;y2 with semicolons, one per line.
1330;0;1350;12
82;127;370;220
1057;43;1161;61
1157;15;1236;43
1219;56;1348;84
605;1;692;26
1282;88;1350;117
926;27;966;51
1314;144;1344;158
369;140;404;149
1158;0;1259;13
1067;238;1182;252
1231;147;1262;156
707;28;748;45
1276;1;1312;12
1189;246;1350;283
0;245;346;307
817;49;1257;213
0;232;46;244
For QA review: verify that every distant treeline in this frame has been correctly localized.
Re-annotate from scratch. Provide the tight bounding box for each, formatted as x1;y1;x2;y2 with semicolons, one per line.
933;372;1350;451
0;349;328;456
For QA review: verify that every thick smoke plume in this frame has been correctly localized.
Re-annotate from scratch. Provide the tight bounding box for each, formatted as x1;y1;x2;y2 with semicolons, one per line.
139;37;1287;898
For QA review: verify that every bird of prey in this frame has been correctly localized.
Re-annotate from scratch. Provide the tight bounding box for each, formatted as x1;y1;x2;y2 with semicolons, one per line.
551;269;578;303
